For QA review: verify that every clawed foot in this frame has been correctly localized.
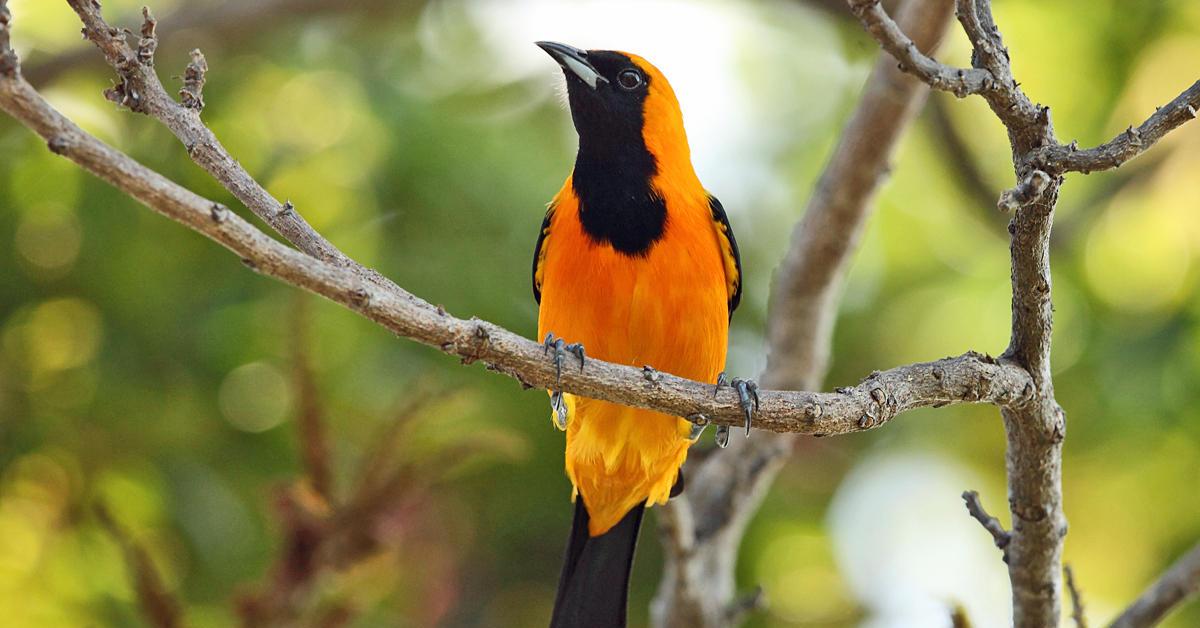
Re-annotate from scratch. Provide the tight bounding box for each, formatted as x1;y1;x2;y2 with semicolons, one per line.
543;332;585;390
716;372;759;437
685;413;709;440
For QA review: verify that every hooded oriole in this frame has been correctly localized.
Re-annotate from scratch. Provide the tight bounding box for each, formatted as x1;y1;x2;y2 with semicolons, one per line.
533;42;751;627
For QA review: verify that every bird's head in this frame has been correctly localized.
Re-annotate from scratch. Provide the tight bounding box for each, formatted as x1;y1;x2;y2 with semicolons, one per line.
537;41;693;177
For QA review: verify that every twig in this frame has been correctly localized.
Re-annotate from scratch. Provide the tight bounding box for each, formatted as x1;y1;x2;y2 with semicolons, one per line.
95;503;184;628
962;490;1011;556
1109;541;1200;628
64;0;399;294
0;45;1063;437
1034;82;1200;175
1065;564;1088;628
845;0;991;97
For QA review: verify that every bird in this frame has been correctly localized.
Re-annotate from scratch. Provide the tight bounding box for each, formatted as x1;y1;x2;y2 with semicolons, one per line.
532;41;755;627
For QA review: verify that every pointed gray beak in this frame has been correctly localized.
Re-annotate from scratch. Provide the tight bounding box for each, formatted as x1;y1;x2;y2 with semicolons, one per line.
537;41;608;90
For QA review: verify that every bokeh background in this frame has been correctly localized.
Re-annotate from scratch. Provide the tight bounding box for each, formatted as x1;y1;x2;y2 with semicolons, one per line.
2;0;1199;626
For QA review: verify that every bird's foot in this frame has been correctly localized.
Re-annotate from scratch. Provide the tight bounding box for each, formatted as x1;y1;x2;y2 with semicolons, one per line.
542;332;585;390
716;372;760;437
685;413;710;440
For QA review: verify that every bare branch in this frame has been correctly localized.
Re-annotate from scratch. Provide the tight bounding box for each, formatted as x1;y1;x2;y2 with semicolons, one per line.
64;0;406;296
962;490;1011;556
1033;81;1200;175
1109;541;1200;628
180;48;207;111
846;0;992;97
0;53;1032;439
1065;564;1088;628
95;503;183;628
654;1;961;624
849;0;1069;625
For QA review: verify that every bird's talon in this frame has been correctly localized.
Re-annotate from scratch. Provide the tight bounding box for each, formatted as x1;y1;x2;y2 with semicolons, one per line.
715;371;729;398
542;333;585;390
729;378;760;436
566;342;586;372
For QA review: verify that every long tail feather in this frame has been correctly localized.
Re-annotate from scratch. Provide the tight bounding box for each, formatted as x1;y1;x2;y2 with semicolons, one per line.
550;499;645;628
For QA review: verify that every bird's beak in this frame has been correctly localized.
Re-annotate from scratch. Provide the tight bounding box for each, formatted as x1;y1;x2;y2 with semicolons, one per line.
536;41;608;90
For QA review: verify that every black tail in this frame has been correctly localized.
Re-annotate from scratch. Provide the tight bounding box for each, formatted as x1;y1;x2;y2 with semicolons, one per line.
550;499;645;628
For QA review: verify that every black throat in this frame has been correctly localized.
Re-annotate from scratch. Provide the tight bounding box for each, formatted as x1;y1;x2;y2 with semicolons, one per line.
571;121;666;257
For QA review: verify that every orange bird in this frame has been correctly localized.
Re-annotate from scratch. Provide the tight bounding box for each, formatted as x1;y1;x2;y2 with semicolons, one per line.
533;42;753;627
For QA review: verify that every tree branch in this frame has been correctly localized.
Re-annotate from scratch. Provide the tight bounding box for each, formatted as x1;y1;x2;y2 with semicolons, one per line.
1109;541;1200;628
962;490;1011;557
0;12;1032;442
845;0;1075;625
653;1;959;625
1033;81;1200;175
846;0;990;97
64;0;410;298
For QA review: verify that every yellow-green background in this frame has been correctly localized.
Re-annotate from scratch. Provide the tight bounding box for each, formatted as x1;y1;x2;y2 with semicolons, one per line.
1;0;1198;626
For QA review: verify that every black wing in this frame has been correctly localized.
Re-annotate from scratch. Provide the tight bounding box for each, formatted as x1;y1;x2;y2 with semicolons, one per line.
709;196;742;317
532;205;555;304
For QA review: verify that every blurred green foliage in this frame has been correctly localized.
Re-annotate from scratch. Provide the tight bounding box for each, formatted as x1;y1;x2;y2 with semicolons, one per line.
1;0;1199;626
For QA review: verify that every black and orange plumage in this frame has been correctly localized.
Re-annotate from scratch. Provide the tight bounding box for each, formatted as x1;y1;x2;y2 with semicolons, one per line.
533;42;745;627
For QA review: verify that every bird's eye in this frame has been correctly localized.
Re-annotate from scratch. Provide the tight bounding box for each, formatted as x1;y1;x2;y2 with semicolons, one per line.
617;69;644;90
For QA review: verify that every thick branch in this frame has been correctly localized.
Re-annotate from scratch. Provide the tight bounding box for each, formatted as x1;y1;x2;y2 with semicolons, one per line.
1033;81;1200;175
849;1;1066;626
1109;541;1200;628
653;1;959;625
0;60;1032;437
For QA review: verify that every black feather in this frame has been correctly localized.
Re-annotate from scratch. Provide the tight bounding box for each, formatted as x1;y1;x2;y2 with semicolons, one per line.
550;499;645;628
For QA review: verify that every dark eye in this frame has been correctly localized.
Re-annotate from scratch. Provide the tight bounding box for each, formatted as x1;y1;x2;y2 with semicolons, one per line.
617;69;644;90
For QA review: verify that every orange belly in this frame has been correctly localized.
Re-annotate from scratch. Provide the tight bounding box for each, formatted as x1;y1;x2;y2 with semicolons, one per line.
537;190;729;536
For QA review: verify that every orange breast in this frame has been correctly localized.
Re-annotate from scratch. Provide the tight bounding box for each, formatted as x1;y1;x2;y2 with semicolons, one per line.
537;178;729;535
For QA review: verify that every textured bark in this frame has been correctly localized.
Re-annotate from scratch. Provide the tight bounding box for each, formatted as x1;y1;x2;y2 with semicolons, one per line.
846;0;1198;625
652;1;958;625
